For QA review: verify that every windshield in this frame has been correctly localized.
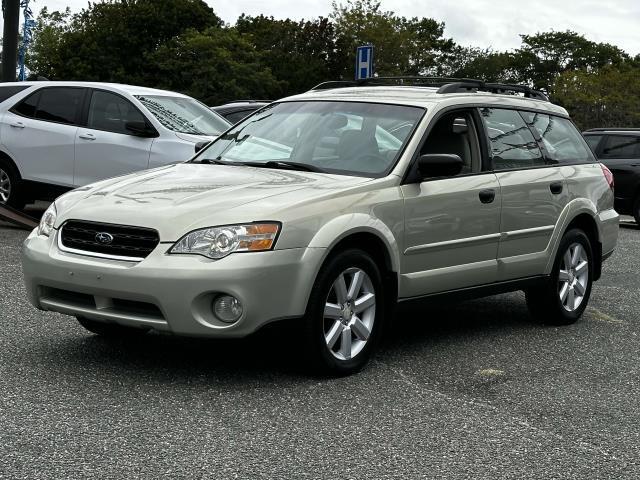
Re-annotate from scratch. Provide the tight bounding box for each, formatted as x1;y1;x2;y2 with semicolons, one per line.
194;101;424;176
135;95;230;136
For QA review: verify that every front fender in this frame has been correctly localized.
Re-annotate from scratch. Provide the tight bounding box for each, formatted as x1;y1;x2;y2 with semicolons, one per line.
307;213;401;273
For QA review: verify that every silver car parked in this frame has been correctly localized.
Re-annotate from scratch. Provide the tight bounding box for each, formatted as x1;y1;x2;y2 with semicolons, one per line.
21;78;619;375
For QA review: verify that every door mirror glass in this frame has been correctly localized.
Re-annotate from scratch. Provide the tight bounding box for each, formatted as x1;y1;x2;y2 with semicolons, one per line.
418;154;463;179
125;120;157;138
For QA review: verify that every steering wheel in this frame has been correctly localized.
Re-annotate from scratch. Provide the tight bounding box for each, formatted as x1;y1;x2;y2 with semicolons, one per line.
350;152;389;172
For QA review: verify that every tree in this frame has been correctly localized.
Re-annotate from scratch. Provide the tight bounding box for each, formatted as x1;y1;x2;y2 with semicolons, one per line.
235;15;338;96
25;7;71;79
553;65;640;130
330;0;454;77
145;28;282;105
31;0;222;83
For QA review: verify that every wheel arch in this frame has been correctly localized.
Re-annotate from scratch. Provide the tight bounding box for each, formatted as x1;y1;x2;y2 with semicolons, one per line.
0;149;22;178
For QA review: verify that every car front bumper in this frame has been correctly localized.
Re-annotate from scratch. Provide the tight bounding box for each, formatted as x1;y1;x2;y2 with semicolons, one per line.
21;229;324;337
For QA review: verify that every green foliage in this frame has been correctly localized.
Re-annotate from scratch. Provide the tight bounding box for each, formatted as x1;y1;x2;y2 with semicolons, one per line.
553;65;640;130
330;0;454;76
145;27;282;105
23;0;640;128
235;14;338;95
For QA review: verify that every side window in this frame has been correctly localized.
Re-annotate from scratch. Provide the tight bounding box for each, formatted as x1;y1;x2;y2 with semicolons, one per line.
0;85;29;104
584;135;603;153
12;90;41;118
480;108;544;170
225;110;253;124
420;111;481;175
87;90;147;134
600;135;640;160
35;88;84;125
521;112;594;164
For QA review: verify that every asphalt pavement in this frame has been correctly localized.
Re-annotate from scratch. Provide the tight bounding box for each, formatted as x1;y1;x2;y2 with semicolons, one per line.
1;217;639;479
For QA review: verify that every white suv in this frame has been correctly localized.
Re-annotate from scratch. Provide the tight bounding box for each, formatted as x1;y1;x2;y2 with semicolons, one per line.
0;82;230;208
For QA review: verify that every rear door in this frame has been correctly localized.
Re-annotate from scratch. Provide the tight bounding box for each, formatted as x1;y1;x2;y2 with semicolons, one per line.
480;108;569;281
74;89;155;186
2;87;84;187
596;134;640;214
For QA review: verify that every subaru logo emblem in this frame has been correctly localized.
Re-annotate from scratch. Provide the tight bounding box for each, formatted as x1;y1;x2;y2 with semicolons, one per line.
95;232;114;245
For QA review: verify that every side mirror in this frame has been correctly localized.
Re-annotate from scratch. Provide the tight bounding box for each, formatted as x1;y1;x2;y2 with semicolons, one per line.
195;141;210;154
417;154;463;179
125;121;157;138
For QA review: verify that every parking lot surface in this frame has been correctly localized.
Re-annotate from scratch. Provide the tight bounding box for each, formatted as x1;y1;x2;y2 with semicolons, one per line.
1;218;639;479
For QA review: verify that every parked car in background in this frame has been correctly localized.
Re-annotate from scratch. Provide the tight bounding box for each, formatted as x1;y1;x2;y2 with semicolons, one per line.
22;78;618;375
583;128;640;224
212;100;271;124
0;82;230;208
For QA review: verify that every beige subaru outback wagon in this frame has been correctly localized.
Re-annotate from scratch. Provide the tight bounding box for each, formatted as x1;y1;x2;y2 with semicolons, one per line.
22;78;619;375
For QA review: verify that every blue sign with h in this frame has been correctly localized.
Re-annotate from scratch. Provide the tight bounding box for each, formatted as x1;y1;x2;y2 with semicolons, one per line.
355;45;374;80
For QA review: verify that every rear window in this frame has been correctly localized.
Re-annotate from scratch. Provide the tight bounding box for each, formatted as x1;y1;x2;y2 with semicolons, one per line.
600;135;640;159
520;112;594;164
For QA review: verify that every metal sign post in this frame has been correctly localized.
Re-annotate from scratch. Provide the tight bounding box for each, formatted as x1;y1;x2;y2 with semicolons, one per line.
355;45;374;80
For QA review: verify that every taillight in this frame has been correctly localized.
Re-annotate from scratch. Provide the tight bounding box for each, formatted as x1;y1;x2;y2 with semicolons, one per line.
600;163;614;191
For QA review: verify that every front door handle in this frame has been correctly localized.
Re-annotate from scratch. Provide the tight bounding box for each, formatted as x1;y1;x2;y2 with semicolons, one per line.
550;181;563;194
78;133;96;140
478;189;496;204
10;121;25;129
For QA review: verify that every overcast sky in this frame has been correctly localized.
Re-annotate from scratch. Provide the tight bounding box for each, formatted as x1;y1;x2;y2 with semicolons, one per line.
9;0;640;55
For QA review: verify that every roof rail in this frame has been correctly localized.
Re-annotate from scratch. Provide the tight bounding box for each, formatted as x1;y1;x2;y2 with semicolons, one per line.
310;76;549;101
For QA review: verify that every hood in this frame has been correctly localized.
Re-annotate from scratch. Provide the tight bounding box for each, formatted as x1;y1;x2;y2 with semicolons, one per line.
55;163;372;240
173;132;217;143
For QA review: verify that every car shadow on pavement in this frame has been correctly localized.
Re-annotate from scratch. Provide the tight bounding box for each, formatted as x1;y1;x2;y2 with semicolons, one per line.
36;292;538;382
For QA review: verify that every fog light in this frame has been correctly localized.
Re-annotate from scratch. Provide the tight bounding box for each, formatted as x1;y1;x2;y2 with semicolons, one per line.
213;295;243;323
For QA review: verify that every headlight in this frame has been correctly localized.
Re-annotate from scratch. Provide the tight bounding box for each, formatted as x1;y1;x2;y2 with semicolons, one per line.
169;223;280;259
37;203;57;237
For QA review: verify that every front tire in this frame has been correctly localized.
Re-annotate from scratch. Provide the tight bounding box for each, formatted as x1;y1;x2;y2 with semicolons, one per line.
302;249;385;376
0;158;26;210
77;316;150;338
526;229;593;325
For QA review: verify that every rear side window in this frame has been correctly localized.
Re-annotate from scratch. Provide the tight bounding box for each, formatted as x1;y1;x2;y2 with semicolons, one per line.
584;135;603;152
35;88;84;125
12;90;41;117
0;85;29;103
480;108;544;170
87;90;147;134
224;109;254;124
520;112;594;164
600;135;640;159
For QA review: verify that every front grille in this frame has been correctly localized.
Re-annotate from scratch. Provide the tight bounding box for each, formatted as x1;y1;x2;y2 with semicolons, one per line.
60;220;160;260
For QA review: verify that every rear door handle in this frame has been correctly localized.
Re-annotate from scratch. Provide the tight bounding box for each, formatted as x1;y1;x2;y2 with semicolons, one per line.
78;133;96;140
550;181;563;194
10;121;25;129
478;189;496;204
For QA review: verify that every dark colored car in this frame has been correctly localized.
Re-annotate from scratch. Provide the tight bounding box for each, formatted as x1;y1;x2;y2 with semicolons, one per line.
211;100;270;124
583;128;640;224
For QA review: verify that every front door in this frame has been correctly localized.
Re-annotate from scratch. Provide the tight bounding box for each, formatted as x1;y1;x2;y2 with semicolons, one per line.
400;109;502;298
74;89;154;186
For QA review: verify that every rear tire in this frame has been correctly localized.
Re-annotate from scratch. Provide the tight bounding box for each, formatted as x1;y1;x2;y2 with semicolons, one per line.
301;249;385;376
526;229;593;325
0;158;26;210
77;316;150;338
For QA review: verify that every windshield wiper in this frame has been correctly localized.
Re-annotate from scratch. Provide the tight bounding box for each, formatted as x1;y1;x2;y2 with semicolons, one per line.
261;161;327;173
199;158;236;166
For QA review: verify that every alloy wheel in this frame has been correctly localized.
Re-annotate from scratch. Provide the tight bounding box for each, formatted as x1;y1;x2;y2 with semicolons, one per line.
323;267;376;361
0;168;11;203
558;242;589;312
